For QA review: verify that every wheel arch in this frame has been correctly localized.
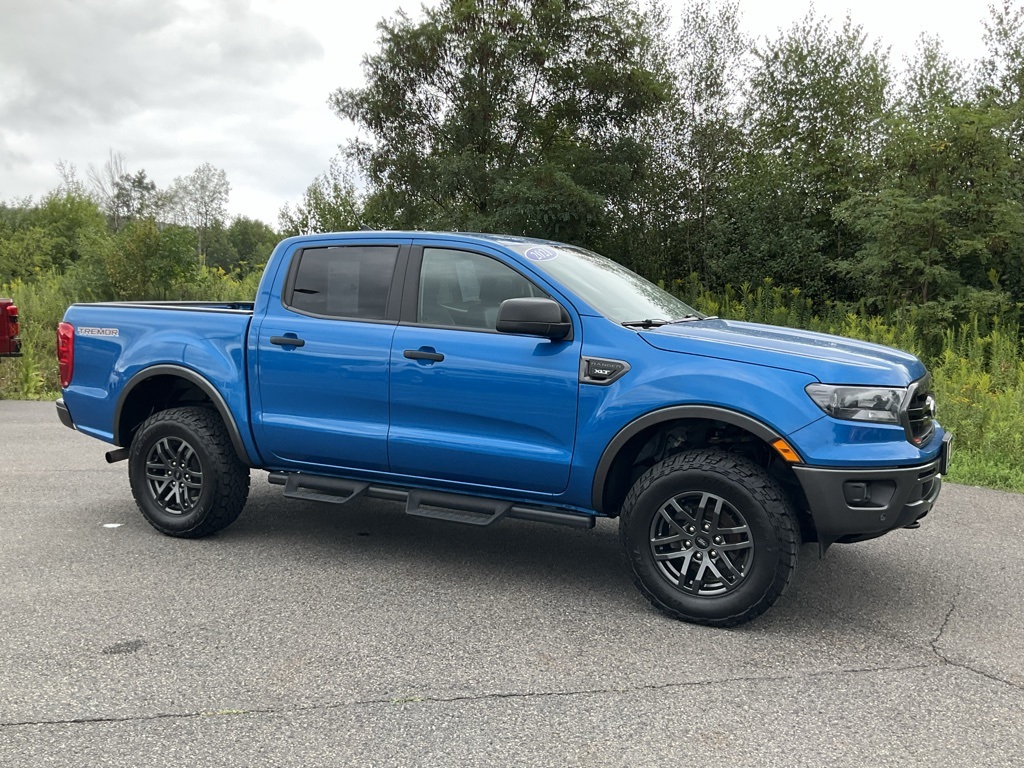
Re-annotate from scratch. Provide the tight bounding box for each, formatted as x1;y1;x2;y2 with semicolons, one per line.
592;405;801;517
114;364;254;466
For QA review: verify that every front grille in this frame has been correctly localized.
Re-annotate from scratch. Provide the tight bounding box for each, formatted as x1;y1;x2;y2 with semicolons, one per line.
902;374;936;446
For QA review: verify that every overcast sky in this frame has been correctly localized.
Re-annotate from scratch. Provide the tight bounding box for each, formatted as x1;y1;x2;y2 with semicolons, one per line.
0;0;995;227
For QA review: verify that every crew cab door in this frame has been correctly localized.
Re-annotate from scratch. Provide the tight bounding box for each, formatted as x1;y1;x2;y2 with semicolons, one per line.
388;243;580;494
251;240;409;471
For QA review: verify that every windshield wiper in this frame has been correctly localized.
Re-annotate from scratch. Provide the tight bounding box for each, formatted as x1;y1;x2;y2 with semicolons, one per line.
622;315;717;328
665;314;717;324
621;319;672;328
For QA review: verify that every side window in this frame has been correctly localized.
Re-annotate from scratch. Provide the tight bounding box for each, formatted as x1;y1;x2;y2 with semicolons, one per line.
286;246;399;320
418;248;542;330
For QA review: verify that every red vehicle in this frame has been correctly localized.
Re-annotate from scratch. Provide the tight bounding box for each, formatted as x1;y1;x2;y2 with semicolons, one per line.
0;299;21;357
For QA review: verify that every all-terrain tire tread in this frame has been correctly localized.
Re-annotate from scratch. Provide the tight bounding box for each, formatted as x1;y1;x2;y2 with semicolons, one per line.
130;406;249;538
619;450;800;627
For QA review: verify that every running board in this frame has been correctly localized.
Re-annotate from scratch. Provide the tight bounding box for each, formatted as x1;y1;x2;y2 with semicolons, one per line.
268;472;595;529
280;473;369;505
407;490;511;526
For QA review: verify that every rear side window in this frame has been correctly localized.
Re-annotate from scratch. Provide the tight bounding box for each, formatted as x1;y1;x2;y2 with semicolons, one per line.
286;246;399;320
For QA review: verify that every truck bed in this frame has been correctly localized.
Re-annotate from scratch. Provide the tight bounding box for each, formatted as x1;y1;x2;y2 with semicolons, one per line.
60;302;255;448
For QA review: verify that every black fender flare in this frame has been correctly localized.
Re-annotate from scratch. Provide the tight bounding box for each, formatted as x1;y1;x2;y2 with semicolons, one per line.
591;405;786;514
114;364;255;466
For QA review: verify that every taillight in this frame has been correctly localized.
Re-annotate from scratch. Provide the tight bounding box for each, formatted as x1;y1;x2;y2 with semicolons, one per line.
5;304;17;337
57;322;75;388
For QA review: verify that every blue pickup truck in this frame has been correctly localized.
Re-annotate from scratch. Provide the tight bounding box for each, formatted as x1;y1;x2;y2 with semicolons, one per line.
56;232;951;625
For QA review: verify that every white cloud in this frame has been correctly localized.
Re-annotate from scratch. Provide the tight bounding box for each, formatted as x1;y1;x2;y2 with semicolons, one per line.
0;0;992;225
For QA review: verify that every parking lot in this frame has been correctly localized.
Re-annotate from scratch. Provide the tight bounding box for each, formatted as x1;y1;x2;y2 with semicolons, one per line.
1;400;1021;766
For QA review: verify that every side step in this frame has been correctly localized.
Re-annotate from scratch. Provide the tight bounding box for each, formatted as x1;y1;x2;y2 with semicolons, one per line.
406;490;511;526
281;473;369;505
268;472;595;530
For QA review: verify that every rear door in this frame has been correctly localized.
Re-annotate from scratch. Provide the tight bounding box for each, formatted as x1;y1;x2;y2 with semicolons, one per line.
252;240;409;471
388;243;580;494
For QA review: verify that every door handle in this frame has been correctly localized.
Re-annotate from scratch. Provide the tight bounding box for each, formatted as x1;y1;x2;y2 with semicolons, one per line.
270;335;305;348
404;348;444;362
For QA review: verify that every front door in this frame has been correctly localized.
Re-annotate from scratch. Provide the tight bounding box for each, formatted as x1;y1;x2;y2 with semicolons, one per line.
388;245;580;494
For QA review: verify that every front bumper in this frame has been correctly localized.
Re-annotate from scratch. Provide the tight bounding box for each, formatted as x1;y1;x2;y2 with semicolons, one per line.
794;433;952;550
56;398;75;431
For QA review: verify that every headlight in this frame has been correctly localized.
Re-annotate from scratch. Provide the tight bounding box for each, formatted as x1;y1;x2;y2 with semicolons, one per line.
805;384;906;424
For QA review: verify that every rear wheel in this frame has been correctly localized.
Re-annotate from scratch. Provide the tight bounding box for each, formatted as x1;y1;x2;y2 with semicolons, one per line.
128;407;249;538
619;450;799;626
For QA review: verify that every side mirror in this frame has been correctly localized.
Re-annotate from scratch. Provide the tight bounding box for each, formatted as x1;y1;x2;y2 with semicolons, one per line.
496;298;571;340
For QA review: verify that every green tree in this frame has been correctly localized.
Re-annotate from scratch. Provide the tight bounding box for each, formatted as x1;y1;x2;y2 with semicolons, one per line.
980;1;1024;115
331;0;669;246
168;163;231;258
104;220;198;299
87;152;161;232
0;226;61;281
206;216;278;272
111;170;159;228
836;34;1024;338
279;157;364;236
979;0;1024;299
227;216;277;268
0;190;108;281
726;11;891;300
628;0;747;282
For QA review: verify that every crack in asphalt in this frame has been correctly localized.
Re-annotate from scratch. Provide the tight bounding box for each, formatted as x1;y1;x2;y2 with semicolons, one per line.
928;594;1022;692
7;606;1019;731
0;661;942;729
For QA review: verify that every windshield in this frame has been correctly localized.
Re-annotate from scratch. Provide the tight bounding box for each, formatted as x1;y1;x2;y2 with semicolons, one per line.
509;243;702;324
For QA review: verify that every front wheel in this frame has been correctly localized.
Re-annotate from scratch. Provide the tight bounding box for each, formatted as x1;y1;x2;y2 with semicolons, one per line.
128;407;250;538
619;450;800;626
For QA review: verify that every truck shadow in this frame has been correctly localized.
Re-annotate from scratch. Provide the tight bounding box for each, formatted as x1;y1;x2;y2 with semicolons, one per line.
220;480;958;636
233;481;636;606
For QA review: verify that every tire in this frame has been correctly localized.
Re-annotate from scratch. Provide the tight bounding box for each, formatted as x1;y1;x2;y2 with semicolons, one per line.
128;407;250;538
619;450;799;627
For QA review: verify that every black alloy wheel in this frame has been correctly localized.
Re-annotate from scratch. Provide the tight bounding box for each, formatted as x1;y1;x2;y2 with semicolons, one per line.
620;450;800;626
144;435;204;514
649;490;754;596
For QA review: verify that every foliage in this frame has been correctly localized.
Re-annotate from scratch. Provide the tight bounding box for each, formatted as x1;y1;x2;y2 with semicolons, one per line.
167;162;231;257
205;216;278;273
103;220;198;300
278;157;364;236
332;0;670;246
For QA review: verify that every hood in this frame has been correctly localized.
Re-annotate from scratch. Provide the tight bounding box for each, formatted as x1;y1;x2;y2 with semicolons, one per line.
640;319;926;386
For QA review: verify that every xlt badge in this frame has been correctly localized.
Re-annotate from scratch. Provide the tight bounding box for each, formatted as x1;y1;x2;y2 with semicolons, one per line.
580;357;630;385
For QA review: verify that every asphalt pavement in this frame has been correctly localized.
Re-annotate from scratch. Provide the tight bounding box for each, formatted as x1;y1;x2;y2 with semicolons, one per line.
1;400;1021;766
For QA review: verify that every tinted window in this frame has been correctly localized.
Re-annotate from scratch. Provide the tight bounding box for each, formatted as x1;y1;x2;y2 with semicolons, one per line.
418;248;541;330
287;246;398;320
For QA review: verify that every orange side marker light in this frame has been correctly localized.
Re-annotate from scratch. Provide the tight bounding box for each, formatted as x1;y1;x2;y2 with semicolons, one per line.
772;438;801;463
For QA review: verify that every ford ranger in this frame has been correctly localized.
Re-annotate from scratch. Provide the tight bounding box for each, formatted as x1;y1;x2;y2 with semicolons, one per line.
55;232;952;626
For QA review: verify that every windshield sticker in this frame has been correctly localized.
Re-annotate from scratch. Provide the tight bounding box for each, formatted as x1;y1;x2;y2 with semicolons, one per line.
524;246;558;262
